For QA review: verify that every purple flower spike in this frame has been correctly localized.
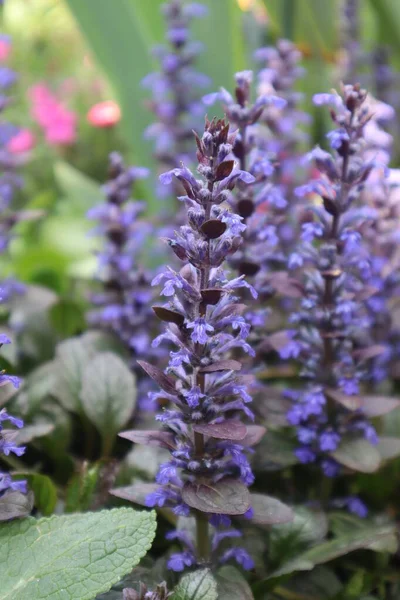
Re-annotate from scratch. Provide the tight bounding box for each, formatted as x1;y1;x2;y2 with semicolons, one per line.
87;152;163;413
285;84;390;478
144;0;210;197
126;118;264;572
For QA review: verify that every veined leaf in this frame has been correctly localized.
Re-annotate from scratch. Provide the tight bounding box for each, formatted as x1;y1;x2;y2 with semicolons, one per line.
0;508;156;600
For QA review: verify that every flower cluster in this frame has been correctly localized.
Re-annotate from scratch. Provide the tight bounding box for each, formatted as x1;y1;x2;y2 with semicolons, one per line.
203;70;285;304
122;582;171;600
87;153;160;411
124;118;266;572
29;83;77;146
284;85;385;477
251;40;312;289
0;50;27;303
0;333;26;511
341;0;361;83
357;98;400;385
143;0;210;197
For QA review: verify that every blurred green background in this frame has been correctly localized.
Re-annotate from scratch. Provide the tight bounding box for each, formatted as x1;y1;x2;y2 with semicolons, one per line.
2;0;399;293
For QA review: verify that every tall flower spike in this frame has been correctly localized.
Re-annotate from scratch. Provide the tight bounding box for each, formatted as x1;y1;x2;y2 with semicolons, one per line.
203;70;285;301
284;85;387;478
143;0;210;197
251;40;312;294
0;324;29;519
341;0;361;84
0;49;29;303
87;153;161;412
122;117;271;572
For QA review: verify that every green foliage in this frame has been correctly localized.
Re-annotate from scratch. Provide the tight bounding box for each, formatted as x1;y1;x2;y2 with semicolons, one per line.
80;352;137;456
65;463;101;513
0;508;156;600
172;569;218;600
49;299;86;338
216;566;254;600
22;473;57;516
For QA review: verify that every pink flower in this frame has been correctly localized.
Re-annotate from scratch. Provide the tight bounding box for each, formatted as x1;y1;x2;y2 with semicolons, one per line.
7;129;35;154
87;101;121;128
0;35;11;62
29;83;77;146
45;120;76;146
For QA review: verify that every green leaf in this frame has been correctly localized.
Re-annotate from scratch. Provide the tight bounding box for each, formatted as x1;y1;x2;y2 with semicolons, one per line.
0;508;156;600
368;0;400;50
0;491;33;522
278;566;342;600
14;362;57;418
49;300;86;338
271;505;328;547
54;161;102;216
268;524;396;579
65;463;101;513
172;569;218;600
249;493;293;525
329;512;398;554
216;566;254;600
376;436;400;460
332;438;381;473
253;429;298;471
193;0;247;91
261;0;339;55
23;474;57;517
80;353;137;452
11;423;54;446
53;337;94;412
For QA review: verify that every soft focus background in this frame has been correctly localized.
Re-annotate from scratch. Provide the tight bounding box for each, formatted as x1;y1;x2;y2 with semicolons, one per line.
2;0;399;297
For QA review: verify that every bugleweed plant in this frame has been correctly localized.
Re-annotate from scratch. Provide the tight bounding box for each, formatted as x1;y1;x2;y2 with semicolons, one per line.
3;2;400;600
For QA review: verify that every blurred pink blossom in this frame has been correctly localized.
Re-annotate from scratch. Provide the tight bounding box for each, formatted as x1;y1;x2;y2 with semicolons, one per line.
29;83;77;146
7;129;35;154
0;35;11;62
87;101;121;128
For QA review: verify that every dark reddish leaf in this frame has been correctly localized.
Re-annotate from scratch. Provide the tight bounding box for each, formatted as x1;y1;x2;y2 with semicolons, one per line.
200;219;227;239
237;199;254;218
249;493;293;525
239;261;260;276
323;196;338;216
182;479;250;515
241;425;266;447
192;129;204;155
152;306;184;326
235;86;246;106
0;491;33;521
353;345;386;361
138;361;176;395
193;421;247;440
215;160;235;181
110;483;159;506
361;395;400;417
119;429;176;449
200;360;242;373
325;388;362;411
166;239;188;261
201;288;224;305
